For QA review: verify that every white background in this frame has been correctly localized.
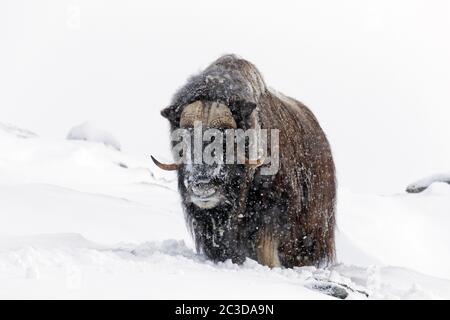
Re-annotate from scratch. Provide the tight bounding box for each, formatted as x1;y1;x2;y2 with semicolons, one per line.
1;0;449;193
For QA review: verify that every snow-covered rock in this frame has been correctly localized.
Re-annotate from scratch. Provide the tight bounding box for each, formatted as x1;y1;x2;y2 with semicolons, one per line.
0;122;37;139
66;122;121;151
406;173;450;193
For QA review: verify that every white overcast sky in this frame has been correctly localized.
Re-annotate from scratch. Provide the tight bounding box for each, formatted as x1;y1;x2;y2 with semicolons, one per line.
1;0;449;193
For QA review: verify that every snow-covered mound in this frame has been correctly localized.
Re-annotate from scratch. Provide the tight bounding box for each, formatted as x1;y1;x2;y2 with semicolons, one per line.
337;188;450;279
0;123;449;299
67;122;121;151
0;123;175;200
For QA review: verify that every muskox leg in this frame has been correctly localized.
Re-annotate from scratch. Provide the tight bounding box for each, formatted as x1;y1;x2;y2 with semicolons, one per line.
256;227;281;268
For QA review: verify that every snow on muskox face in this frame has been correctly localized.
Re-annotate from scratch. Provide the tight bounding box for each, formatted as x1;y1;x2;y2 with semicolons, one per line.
176;101;248;209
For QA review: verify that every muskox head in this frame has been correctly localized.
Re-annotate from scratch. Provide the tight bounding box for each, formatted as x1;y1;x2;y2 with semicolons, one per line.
153;99;264;210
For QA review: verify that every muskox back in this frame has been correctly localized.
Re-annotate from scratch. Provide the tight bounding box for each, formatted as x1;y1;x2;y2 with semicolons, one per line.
160;55;336;268
257;92;336;267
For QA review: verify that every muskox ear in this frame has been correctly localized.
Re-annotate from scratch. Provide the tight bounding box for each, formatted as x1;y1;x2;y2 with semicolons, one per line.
240;101;257;119
230;101;257;126
161;105;179;123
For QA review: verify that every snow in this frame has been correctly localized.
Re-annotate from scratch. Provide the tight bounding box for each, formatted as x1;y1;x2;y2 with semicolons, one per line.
1;124;449;299
67;122;122;151
337;188;450;279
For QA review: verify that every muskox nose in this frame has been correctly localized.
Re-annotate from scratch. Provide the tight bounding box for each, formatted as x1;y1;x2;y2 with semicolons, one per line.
193;177;211;185
191;184;216;197
185;165;220;193
190;169;213;185
191;179;216;197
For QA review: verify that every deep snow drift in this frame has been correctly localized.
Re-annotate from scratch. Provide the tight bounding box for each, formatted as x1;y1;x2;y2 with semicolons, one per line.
0;124;449;299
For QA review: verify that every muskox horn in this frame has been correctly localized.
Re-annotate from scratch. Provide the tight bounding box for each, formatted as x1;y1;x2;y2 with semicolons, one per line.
150;155;180;171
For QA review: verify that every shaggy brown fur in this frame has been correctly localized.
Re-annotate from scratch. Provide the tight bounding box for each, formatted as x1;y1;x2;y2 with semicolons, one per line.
160;55;336;268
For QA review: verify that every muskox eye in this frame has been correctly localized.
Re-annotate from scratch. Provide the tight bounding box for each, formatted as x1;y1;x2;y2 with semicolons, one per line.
179;150;183;158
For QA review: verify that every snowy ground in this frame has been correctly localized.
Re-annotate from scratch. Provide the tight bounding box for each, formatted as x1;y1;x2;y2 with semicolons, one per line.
1;123;449;299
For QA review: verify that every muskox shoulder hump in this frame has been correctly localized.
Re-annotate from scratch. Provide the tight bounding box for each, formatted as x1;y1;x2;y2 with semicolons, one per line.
165;54;267;125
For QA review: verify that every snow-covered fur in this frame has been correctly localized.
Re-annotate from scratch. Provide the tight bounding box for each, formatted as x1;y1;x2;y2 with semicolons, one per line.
162;55;265;129
161;55;336;268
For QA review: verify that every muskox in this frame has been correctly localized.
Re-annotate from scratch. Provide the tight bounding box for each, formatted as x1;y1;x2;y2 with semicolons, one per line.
152;55;336;268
